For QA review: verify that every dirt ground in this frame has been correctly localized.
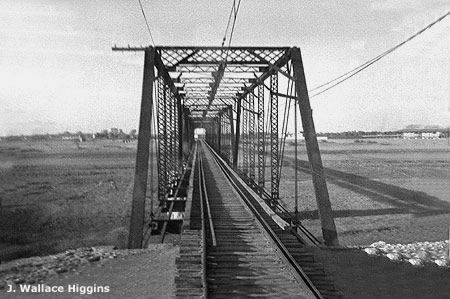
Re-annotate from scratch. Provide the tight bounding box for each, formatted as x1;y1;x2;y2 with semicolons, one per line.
279;138;450;246
1;244;178;299
311;246;450;299
1;138;450;298
0;139;159;260
3;138;448;253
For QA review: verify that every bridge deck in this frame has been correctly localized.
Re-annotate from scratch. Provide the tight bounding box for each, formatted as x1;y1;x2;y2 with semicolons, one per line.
200;142;315;298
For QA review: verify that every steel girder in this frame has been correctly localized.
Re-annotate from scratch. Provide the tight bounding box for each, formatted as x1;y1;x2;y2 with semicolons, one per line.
114;45;338;247
270;72;279;205
242;98;249;175
158;47;289;68
257;84;265;191
248;93;256;181
156;78;168;202
156;77;182;202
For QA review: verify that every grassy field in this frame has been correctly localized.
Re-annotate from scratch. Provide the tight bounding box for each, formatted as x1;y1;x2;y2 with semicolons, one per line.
1;137;449;261
280;138;450;246
0;139;159;260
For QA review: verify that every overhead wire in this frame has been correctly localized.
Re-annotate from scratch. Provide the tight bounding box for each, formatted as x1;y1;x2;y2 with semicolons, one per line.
137;0;156;46
221;2;235;47
278;63;295;179
310;11;450;98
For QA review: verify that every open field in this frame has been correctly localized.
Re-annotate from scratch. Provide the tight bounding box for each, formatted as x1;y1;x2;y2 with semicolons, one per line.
1;138;449;297
0;139;159;261
280;138;450;246
1;138;449;261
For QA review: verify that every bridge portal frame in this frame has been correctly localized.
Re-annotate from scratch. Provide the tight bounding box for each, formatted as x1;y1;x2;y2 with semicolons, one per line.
113;46;339;248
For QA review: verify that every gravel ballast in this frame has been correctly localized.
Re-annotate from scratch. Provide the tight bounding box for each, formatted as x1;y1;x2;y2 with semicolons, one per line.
363;240;450;267
0;246;140;290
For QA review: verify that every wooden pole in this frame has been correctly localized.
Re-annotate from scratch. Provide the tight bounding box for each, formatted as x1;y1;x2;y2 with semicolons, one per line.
291;47;339;246
128;48;155;249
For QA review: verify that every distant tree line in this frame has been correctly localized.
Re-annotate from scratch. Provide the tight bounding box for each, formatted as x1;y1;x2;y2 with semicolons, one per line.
323;131;399;139
0;128;140;142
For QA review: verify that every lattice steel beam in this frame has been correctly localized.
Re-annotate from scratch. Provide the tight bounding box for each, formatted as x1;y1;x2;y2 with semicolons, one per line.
242;97;249;175
257;84;265;190
248;93;255;181
158;46;290;68
174;65;268;73
156;78;168;202
270;72;279;204
238;49;291;102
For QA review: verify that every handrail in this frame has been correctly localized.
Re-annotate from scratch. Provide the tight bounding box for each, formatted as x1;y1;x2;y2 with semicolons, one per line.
160;149;194;243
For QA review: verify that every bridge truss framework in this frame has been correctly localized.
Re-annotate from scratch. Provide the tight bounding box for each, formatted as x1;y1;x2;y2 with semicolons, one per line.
112;46;338;248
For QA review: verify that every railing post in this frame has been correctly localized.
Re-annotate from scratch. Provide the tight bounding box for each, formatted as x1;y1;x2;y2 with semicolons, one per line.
291;47;339;246
129;47;155;249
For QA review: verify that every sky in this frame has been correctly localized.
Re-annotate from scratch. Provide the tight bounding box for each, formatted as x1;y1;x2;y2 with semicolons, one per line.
0;0;449;136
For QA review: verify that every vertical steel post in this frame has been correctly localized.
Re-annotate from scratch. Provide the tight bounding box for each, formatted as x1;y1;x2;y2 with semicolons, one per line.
177;98;183;163
294;96;299;221
229;105;235;166
233;99;241;169
217;114;222;155
171;92;178;177
242;98;249;174
129;48;155;249
291;47;339;246
183;107;190;157
166;88;174;187
257;84;265;190
156;78;167;203
249;93;256;181
270;72;279;205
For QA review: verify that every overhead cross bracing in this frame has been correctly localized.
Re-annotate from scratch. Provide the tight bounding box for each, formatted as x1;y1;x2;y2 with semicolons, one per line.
154;46;291;119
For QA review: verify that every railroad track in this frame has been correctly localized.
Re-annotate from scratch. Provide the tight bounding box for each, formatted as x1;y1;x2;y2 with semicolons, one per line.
202;141;329;298
176;141;342;298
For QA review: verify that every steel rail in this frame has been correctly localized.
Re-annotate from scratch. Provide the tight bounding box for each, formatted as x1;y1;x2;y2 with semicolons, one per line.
198;146;217;247
197;145;208;298
203;141;324;299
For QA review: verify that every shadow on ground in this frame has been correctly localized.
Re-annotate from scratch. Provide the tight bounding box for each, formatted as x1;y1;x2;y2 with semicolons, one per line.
283;158;450;220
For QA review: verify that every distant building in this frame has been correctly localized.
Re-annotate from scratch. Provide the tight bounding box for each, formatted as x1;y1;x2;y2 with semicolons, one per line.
285;132;328;141
398;128;444;139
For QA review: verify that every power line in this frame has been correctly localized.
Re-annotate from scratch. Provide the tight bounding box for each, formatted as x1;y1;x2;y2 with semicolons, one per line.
310;11;450;98
227;0;242;49
137;0;156;46
221;0;243;50
221;3;235;47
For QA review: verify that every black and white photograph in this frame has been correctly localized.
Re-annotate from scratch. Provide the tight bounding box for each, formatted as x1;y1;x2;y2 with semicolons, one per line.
1;1;449;298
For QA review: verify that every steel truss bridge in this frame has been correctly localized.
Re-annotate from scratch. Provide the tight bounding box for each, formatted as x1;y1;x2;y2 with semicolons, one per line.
112;46;338;250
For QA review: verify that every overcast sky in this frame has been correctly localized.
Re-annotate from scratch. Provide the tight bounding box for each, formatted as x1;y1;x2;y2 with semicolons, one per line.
0;0;449;135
